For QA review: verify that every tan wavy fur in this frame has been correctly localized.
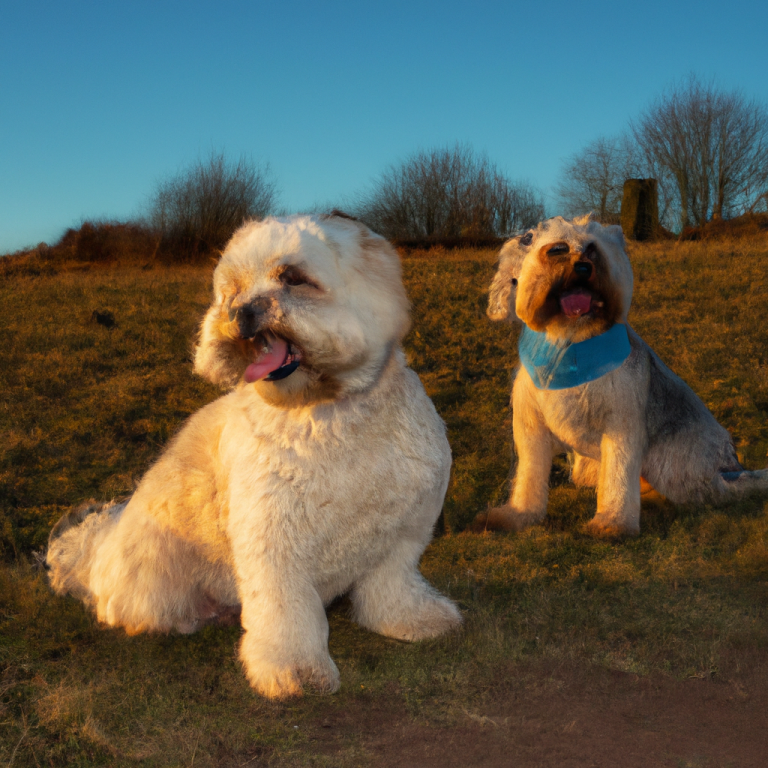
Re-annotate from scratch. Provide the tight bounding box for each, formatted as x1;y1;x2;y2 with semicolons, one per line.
478;214;768;537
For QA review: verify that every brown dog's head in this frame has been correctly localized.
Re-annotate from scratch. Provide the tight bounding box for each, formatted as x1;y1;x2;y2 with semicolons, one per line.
487;214;633;343
194;213;410;406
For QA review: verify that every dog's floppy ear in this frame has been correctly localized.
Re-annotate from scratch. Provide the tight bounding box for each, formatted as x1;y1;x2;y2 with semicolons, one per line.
325;209;359;221
194;301;244;390
487;232;532;322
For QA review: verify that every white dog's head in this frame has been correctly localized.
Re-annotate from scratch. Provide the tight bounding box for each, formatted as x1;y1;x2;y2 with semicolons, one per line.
194;213;410;406
487;214;633;343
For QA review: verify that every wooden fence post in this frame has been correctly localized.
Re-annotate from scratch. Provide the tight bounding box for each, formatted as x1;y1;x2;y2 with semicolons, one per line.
621;179;659;240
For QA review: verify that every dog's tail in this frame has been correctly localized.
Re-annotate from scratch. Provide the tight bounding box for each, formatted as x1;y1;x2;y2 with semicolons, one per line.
45;498;128;604
717;469;768;501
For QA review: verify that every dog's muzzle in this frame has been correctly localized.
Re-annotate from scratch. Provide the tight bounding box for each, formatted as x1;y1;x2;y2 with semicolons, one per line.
226;300;303;383
229;298;272;340
242;333;303;384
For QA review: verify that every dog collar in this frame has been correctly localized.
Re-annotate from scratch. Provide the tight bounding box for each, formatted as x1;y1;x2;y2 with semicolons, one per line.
519;323;631;390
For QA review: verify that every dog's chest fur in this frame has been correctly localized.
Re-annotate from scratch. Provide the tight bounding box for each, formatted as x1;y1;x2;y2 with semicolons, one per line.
518;327;731;472
230;367;448;594
146;358;450;601
519;339;651;459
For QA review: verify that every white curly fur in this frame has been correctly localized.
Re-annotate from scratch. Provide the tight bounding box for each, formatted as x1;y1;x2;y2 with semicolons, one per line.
47;214;461;699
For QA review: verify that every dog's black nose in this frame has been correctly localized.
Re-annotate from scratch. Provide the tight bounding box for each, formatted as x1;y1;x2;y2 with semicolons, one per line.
229;298;271;339
573;261;593;279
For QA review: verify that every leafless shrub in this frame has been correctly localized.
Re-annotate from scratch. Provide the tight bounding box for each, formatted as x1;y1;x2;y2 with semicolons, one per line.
632;76;768;229
148;152;277;259
355;144;544;242
57;220;159;263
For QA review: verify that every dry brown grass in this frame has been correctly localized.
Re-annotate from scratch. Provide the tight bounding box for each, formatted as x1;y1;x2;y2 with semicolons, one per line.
1;234;767;766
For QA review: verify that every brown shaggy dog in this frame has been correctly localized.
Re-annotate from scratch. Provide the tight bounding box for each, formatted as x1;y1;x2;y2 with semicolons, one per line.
477;214;768;537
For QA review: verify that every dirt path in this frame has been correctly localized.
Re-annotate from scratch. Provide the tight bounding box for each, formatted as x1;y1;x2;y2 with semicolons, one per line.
306;658;768;767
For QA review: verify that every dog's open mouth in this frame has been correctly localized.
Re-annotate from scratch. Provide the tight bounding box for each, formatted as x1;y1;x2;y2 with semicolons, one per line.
558;288;605;319
244;333;302;383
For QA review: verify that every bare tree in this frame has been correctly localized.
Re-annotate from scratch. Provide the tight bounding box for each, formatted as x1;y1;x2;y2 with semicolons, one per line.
555;135;679;229
632;76;768;229
356;144;544;241
148;152;277;257
555;136;639;224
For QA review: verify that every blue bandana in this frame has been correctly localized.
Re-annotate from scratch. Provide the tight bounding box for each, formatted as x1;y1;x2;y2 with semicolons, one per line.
519;323;632;390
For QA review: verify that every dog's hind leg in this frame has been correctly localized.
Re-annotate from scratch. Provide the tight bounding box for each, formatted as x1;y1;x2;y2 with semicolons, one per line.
48;500;226;634
642;421;768;506
351;535;462;642
572;453;657;496
570;453;600;487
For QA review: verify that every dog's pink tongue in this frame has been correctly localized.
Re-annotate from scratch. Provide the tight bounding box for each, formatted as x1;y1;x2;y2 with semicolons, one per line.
560;292;592;318
244;338;288;383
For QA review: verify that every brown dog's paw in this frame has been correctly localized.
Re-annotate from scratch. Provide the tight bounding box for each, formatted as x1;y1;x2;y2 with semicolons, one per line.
582;519;639;540
471;506;543;533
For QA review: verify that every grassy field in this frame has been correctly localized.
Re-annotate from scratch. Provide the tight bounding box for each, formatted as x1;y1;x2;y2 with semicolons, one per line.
1;237;767;766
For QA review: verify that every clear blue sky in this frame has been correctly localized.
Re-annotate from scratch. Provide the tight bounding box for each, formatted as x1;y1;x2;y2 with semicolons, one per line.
2;0;767;253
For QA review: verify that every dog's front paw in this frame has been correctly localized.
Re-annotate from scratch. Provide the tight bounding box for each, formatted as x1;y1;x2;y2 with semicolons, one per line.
472;505;544;533
583;518;639;539
241;659;341;700
239;636;340;700
245;664;304;700
301;659;341;694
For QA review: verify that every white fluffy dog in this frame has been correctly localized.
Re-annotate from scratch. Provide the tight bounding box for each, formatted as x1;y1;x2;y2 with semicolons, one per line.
478;214;768;537
46;213;461;699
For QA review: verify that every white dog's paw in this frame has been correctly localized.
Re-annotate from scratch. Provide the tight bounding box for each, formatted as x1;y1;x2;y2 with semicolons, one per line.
472;505;544;533
245;665;304;700
379;595;462;642
239;636;340;700
242;661;341;700
301;659;341;694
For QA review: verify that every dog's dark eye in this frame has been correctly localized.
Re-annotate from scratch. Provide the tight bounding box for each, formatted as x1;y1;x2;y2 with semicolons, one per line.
519;232;533;246
547;243;569;256
279;266;315;288
511;278;518;287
